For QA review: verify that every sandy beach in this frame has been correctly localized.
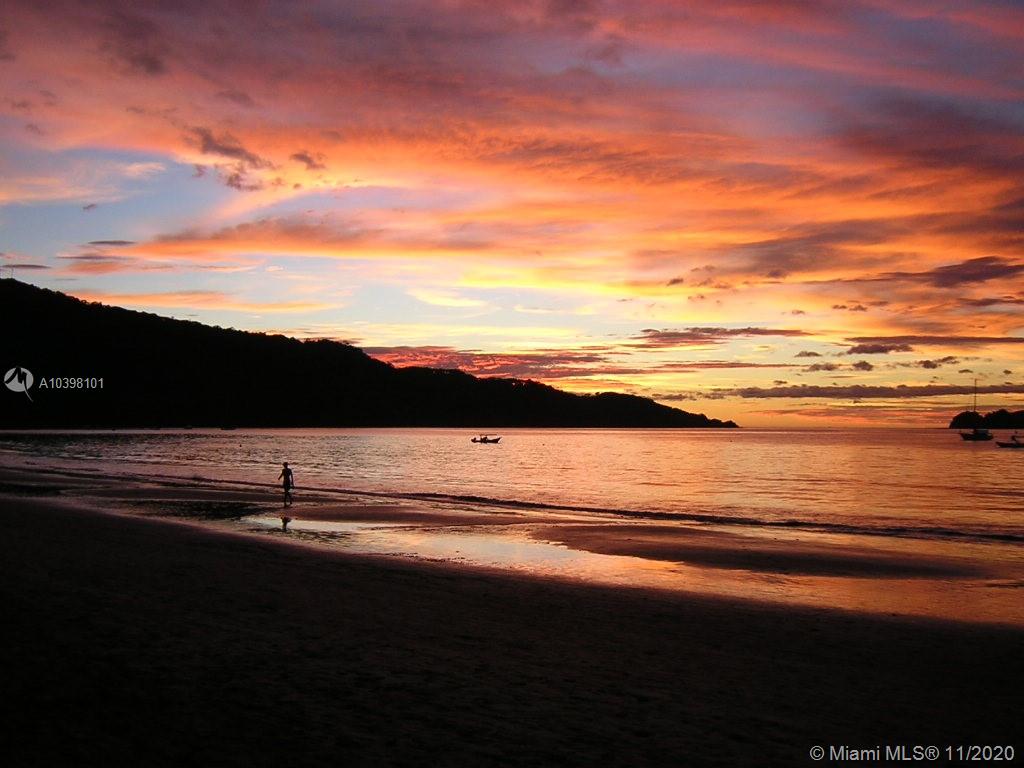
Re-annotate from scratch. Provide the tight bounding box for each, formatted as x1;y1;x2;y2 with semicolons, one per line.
2;466;1022;767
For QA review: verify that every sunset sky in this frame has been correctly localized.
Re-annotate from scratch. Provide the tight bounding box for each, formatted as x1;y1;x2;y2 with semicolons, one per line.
2;0;1023;426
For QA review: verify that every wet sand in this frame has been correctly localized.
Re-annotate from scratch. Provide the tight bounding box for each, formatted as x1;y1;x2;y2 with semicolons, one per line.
531;523;989;578
1;469;1022;766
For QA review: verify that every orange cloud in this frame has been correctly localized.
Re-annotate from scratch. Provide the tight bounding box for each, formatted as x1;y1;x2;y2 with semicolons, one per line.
4;0;1024;425
69;290;337;314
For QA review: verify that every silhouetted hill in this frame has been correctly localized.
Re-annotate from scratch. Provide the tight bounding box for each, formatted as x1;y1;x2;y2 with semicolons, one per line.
949;409;1024;429
0;280;737;429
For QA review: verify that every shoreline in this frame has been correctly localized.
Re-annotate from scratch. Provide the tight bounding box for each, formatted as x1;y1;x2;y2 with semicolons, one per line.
1;464;1023;764
3;461;1023;626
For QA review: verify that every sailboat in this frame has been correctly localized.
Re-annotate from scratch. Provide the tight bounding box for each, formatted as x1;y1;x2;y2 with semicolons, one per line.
959;380;993;441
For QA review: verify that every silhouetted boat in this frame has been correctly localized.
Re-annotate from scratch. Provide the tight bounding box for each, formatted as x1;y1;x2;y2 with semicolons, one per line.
959;381;993;441
471;434;501;444
996;434;1024;449
961;429;993;441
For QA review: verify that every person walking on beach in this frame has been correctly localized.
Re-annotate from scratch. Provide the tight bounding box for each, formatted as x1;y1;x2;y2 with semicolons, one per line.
278;462;294;507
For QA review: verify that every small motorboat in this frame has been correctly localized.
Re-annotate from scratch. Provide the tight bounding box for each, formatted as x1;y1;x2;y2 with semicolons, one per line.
471;434;501;444
996;434;1024;449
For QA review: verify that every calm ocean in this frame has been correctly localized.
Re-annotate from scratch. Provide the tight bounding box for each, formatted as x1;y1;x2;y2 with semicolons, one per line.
1;428;1021;543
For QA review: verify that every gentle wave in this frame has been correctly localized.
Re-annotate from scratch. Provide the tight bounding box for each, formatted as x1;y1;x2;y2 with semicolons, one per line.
181;473;1024;546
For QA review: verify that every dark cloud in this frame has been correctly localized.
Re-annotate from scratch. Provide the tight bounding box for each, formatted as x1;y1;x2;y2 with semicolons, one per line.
364;345;796;380
818;253;1024;291
87;240;135;246
806;362;840;372
585;31;628;66
916;357;958;370
852;360;874;371
878;256;1024;288
480;133;816;193
654;361;798;372
484;136;702;187
753;403;970;421
186;126;271;189
842;95;1024;178
5;262;49;269
960;296;1024;307
60;253;121;261
0;29;16;61
832;303;867;311
632;327;808;348
364;345;621;380
82;203;98;211
924;256;1024;287
220;169;263;191
188;126;268;168
216;89;254;107
56;252;138;274
148;213;519;254
545;0;598;27
101;10;168;76
153;217;374;250
709;383;1024;400
794;350;821;358
651;393;697;402
685;266;733;291
848;336;1024;349
950;196;1024;248
846;342;913;354
182;126;274;191
290;150;326;171
722;219;900;278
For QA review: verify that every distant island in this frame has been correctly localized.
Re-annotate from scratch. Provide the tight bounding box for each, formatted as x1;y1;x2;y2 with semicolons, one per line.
0;279;737;429
949;409;1024;430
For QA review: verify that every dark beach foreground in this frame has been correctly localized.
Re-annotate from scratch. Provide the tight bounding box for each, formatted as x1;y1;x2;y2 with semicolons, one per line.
1;478;1021;767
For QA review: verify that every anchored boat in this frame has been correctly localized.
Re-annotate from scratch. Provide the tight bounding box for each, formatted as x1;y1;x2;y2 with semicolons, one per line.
959;381;993;441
